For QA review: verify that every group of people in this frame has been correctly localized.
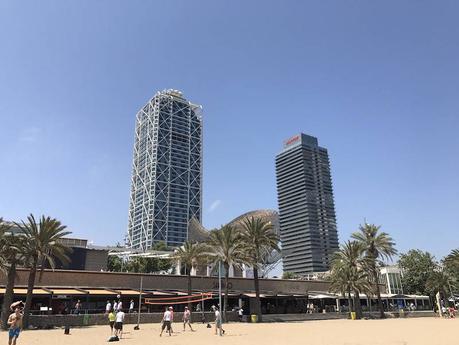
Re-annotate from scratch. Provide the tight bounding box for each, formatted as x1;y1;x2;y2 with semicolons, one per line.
159;305;224;337
5;299;227;344
440;305;457;318
105;295;134;339
105;297;135;315
106;303;225;340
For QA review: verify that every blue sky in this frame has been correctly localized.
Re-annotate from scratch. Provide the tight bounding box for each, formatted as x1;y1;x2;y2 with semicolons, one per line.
0;1;458;261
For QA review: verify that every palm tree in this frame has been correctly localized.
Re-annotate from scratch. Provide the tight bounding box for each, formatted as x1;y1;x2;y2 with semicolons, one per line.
351;223;397;318
0;218;10;273
329;263;372;316
207;224;245;321
329;264;355;313
15;215;71;328
426;268;456;315
239;217;279;322
445;249;459;267
0;220;27;330
329;241;372;319
172;241;208;310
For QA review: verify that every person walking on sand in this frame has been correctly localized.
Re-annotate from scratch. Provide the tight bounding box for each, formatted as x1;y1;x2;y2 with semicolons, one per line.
160;307;173;337
212;305;224;336
183;306;194;331
108;310;116;335
7;302;23;345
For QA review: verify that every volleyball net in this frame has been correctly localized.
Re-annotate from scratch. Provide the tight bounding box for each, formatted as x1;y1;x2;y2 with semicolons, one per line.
144;292;214;305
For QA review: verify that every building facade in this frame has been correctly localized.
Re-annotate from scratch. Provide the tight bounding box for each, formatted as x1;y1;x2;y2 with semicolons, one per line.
275;133;339;275
127;90;203;250
4;222;108;271
380;265;404;295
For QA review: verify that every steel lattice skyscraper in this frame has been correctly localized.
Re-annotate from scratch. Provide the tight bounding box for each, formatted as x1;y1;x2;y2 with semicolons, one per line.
276;133;339;274
127;89;202;250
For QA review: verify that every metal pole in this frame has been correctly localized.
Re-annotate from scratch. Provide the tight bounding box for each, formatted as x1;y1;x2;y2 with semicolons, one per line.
201;292;204;321
136;275;143;327
218;261;222;329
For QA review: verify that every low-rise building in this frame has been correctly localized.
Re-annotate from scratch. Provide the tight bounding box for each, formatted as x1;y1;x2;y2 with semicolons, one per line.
380;265;404;295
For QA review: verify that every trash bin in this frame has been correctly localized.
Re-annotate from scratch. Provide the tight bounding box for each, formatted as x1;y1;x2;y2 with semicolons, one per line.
251;314;258;323
399;309;405;318
83;314;90;326
350;312;356;320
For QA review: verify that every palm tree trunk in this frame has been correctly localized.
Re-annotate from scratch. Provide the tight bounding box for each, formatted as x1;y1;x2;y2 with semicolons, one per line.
253;267;262;322
223;262;229;322
1;261;16;330
187;271;192;311
347;289;354;314
373;265;384;319
353;290;362;319
22;263;37;328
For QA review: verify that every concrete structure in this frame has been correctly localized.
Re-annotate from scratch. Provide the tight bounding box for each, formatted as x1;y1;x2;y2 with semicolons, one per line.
188;209;280;243
1;269;432;324
57;238;108;271
380;265;404;295
185;209;280;278
28;311;237;328
127;89;203;250
275;133;339;275
114;209;280;277
2;222;108;271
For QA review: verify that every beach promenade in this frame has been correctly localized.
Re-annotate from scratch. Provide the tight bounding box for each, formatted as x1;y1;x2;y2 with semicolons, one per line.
11;317;458;345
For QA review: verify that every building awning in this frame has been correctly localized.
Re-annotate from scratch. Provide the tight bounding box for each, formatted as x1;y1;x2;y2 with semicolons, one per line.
0;288;51;295
381;294;408;299
243;293;267;298
308;293;338;299
83;289;117;295
145;291;175;296
48;288;87;295
172;291;188;296
116;289;145;295
405;294;430;299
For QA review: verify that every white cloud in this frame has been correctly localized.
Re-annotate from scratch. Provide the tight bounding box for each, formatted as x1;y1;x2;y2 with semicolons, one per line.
19;127;41;142
208;199;222;213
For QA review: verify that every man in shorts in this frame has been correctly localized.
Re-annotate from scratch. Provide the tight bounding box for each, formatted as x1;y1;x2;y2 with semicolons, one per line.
183;306;194;331
212;305;224;336
114;308;125;339
160;307;173;337
7;302;23;345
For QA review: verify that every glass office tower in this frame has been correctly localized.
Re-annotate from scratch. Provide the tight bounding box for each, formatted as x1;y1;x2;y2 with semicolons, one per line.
275;133;339;274
127;90;202;250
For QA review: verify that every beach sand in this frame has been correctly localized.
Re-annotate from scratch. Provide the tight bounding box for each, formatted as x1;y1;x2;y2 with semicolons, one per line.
9;317;458;345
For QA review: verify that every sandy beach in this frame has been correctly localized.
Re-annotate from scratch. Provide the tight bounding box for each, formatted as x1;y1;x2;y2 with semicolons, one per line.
8;317;458;345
